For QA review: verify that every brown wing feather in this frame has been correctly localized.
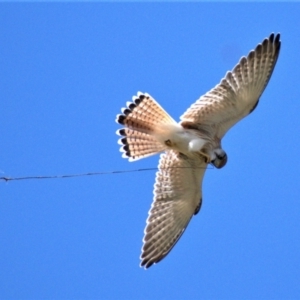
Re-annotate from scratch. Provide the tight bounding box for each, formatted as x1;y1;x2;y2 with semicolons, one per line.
180;33;281;138
140;151;207;268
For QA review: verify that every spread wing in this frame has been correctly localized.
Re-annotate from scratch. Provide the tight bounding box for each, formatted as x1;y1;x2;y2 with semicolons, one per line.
140;150;207;268
180;33;281;139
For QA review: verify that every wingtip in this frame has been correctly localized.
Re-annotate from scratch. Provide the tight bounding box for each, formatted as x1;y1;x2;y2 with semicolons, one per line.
274;33;281;52
268;32;281;46
140;257;154;269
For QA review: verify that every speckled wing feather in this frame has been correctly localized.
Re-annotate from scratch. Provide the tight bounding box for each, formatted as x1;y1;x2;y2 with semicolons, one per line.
140;150;207;268
180;33;281;138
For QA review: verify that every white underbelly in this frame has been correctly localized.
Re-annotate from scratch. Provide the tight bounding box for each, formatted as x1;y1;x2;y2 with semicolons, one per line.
153;123;208;155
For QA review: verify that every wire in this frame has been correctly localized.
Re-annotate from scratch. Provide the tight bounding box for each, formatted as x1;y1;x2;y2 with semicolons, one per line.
0;166;211;182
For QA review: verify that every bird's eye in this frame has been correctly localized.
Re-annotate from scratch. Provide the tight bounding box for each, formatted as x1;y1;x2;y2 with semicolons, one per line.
212;153;228;169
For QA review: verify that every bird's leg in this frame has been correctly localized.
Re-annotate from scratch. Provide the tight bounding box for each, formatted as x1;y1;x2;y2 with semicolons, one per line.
164;139;173;147
199;151;211;164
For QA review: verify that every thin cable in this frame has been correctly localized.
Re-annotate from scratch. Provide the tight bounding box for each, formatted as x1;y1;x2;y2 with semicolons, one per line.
0;166;212;182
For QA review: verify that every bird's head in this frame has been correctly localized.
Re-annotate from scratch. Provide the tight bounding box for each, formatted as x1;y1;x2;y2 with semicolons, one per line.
211;149;227;169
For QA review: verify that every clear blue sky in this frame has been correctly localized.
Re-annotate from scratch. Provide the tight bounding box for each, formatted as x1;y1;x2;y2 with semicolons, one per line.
1;3;300;299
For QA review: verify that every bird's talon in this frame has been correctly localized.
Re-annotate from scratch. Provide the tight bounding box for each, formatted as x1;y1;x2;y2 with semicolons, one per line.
165;139;172;147
200;151;211;164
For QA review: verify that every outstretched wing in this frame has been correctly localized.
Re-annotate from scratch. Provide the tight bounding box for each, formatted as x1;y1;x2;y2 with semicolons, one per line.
140;150;207;268
180;33;281;139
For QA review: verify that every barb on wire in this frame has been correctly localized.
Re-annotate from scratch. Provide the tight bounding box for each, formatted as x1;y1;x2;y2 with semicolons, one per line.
0;166;212;182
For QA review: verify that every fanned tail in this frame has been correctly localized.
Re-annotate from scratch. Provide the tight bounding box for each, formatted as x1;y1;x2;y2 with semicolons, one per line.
117;128;166;161
116;92;176;161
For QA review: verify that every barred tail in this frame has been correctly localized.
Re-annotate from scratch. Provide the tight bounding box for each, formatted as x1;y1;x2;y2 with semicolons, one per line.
116;92;176;161
117;128;166;161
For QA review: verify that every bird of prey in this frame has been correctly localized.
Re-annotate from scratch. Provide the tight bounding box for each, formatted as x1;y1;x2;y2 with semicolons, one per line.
116;33;281;268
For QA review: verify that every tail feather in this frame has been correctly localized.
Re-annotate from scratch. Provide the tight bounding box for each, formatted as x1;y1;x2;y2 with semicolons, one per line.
116;92;176;161
117;128;166;161
116;92;176;134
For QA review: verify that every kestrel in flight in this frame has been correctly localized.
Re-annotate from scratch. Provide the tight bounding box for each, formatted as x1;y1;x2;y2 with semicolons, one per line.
116;33;281;268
